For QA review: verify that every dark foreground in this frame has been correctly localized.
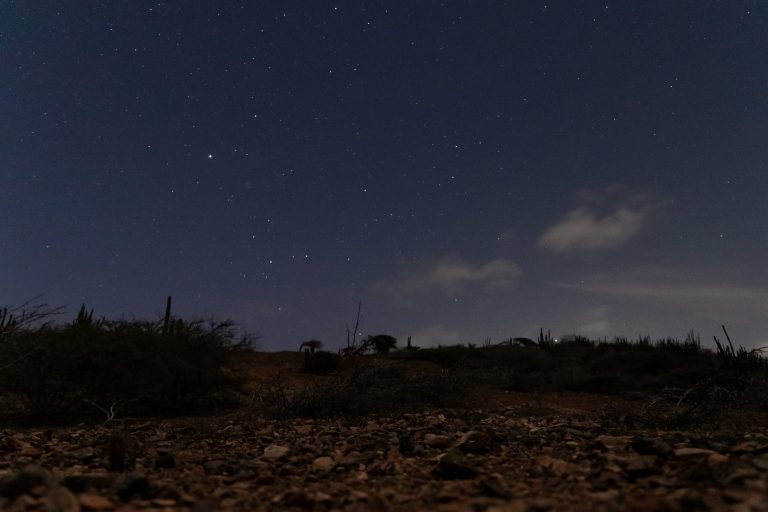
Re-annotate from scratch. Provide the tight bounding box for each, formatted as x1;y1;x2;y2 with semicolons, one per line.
2;395;767;512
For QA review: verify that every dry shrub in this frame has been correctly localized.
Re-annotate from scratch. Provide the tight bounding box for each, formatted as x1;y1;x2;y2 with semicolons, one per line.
0;317;255;421
253;361;467;420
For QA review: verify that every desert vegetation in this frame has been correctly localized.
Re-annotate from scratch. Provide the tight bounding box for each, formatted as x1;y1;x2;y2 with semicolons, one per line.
2;299;768;511
0;299;256;423
0;298;766;429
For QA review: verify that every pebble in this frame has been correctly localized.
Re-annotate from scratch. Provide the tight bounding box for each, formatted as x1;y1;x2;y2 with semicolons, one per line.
263;444;290;461
311;456;335;473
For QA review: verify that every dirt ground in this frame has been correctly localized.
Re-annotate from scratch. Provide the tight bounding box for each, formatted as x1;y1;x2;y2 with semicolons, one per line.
1;351;767;511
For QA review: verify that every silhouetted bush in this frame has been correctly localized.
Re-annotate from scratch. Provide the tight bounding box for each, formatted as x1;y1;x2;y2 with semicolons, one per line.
255;361;467;419
301;350;341;374
0;311;256;421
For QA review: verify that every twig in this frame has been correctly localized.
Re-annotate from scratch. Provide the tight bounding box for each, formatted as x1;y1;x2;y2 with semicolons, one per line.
82;398;138;425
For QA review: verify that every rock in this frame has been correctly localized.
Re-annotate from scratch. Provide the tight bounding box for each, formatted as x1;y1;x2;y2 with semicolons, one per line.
191;500;218;512
19;442;43;456
9;494;38;511
60;474;113;493
725;468;761;486
434;450;481;480
456;429;495;454
398;433;415;456
0;434;19;452
275;490;313;509
617;455;660;480
424;433;452;448
674;447;720;457
203;459;237;475
733;441;768;455
589;490;620;503
72;447;97;463
293;425;313;436
311;457;335;473
154;450;176;469
77;493;113;510
751;454;768;471
114;472;151;502
151;498;178;507
631;436;673;456
480;473;512;498
596;435;632;451
263;444;290;461
107;433;129;471
238;459;268;472
0;465;53;500
46;486;80;512
337;451;361;466
536;455;573;477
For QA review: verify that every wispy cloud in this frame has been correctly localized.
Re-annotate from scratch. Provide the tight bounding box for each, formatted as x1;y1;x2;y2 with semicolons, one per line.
409;324;464;347
575;306;612;337
378;256;522;296
537;189;665;253
558;281;768;304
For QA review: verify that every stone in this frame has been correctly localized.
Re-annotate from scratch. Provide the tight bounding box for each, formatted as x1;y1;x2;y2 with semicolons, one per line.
107;433;129;471
536;455;573;477
46;486;80;512
398;433;415;456
60;474;113;493
0;465;53;500
263;444;290;461
456;429;495;454
424;433;452;448
618;455;660;480
733;441;768;455
337;451;361;466
114;472;151;502
154;450;176;469
311;457;335;473
631;436;673;456
480;473;511;498
434;450;481;480
674;447;720;457
596;435;632;451
77;493;113;510
293;425;313;435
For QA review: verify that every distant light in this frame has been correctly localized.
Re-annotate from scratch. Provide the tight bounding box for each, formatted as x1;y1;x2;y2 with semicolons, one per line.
208;154;213;159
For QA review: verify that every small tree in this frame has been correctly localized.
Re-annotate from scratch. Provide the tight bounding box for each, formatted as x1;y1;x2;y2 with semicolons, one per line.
370;334;397;354
300;339;323;354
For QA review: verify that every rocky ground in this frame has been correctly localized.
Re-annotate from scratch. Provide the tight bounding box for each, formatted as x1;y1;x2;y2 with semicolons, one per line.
1;395;767;512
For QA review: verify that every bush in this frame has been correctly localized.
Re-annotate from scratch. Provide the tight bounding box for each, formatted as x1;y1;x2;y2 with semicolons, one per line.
254;361;467;419
0;314;256;421
301;351;341;374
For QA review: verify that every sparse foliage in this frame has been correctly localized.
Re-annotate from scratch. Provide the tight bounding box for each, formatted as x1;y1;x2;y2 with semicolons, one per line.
0;304;258;420
301;350;341;374
299;339;323;353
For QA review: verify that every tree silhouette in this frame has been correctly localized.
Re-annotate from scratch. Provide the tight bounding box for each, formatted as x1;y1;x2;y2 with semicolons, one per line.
369;334;397;354
299;339;323;353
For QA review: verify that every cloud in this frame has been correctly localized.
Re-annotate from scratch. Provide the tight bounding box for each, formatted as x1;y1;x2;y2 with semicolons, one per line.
537;190;665;253
575;306;612;337
408;324;463;348
379;256;522;296
558;281;768;304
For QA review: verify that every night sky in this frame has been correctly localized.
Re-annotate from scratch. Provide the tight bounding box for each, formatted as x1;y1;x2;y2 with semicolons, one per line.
3;2;767;351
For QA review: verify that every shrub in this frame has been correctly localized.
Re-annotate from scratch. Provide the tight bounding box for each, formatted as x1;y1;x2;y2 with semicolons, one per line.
0;312;256;421
301;350;341;374
254;361;467;419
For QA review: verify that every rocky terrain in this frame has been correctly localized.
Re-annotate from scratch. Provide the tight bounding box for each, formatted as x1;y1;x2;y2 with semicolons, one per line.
2;393;767;512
